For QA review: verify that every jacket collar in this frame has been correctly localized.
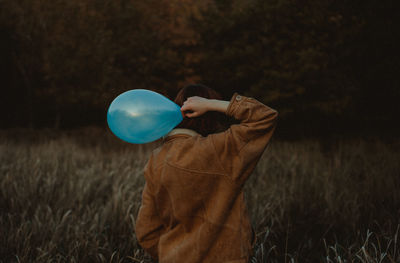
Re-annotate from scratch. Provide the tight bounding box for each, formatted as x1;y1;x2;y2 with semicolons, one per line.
163;128;200;143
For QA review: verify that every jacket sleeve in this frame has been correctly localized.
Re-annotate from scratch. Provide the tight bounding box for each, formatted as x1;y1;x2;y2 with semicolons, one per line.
135;160;164;260
210;93;278;184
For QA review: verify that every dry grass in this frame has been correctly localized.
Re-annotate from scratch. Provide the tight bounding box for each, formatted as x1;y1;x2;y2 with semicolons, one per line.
1;128;399;262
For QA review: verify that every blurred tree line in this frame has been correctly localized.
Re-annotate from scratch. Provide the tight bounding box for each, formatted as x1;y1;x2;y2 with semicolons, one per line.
0;0;398;138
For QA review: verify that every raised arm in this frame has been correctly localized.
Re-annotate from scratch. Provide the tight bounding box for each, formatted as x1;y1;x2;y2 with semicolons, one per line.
212;93;278;183
181;93;278;184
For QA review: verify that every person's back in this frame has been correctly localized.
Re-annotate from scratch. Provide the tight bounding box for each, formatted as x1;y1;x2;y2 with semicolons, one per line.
135;86;278;263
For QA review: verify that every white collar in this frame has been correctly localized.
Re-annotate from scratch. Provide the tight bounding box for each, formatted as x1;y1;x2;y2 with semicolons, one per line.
165;128;200;138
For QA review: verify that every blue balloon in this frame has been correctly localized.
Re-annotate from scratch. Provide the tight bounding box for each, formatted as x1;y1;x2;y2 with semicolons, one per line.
107;89;183;144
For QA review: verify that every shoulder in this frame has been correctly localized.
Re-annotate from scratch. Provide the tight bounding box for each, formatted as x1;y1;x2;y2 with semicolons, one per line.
160;135;226;175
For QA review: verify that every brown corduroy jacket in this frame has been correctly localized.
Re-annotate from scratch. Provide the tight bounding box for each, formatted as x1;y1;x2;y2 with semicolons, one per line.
135;93;278;263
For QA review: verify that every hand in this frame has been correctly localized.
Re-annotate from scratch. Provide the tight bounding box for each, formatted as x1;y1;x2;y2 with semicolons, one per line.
180;96;211;118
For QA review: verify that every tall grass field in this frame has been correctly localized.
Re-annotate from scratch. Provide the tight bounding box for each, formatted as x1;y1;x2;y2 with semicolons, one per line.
1;128;399;262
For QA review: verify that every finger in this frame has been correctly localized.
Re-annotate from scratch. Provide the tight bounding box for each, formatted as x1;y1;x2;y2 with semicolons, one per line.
181;104;190;111
187;96;198;101
185;112;198;118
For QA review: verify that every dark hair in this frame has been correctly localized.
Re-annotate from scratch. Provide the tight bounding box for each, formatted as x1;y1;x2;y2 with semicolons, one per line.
174;84;228;136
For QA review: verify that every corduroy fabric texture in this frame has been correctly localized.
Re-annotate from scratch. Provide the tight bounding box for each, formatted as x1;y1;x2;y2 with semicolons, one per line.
135;93;278;263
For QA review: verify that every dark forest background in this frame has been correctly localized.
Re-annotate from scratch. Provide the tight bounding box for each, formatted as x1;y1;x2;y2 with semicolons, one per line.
1;1;400;261
0;0;399;139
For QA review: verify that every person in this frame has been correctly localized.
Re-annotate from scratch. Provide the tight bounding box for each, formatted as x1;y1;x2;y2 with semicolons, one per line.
135;84;278;263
